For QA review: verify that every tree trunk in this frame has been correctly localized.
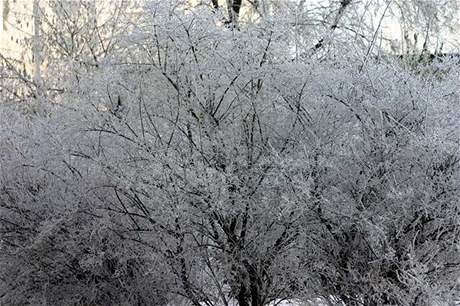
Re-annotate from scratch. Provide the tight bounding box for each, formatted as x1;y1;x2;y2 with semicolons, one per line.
226;0;243;27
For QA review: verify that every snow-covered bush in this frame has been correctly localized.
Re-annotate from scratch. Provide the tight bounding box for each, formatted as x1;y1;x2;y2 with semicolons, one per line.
1;1;459;305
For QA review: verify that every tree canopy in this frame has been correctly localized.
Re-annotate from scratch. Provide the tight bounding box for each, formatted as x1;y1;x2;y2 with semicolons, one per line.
0;1;459;305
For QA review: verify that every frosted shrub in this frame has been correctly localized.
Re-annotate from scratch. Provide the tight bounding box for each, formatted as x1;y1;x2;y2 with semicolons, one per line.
1;2;459;306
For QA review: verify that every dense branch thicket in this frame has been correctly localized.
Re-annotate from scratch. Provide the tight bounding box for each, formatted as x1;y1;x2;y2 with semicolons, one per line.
0;1;459;305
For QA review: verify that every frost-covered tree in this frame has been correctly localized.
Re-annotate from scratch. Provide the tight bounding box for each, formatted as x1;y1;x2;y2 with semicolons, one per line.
0;1;459;305
0;0;136;106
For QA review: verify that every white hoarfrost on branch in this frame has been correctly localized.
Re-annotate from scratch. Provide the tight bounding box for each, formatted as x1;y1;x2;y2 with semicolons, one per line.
0;1;459;306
